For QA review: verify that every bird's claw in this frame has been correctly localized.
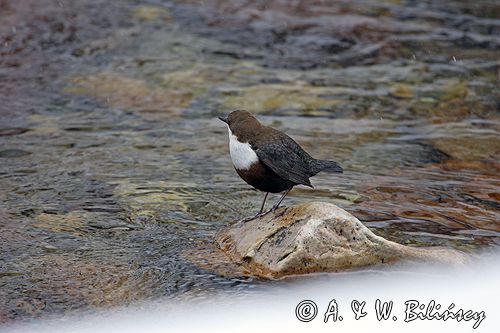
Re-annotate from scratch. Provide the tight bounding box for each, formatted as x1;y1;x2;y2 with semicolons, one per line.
238;209;273;223
238;201;286;223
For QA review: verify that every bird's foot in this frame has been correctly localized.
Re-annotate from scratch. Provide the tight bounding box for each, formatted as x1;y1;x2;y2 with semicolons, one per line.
267;203;284;214
238;209;273;223
268;204;288;218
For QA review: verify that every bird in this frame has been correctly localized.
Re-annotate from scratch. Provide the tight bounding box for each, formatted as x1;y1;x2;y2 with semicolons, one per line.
219;110;343;221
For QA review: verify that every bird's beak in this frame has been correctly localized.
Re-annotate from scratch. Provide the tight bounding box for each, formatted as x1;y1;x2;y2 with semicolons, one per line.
218;116;228;124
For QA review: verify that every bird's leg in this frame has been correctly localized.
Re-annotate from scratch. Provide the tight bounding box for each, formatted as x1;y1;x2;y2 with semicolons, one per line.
258;192;269;214
260;188;293;215
238;192;269;223
238;189;291;223
271;188;292;211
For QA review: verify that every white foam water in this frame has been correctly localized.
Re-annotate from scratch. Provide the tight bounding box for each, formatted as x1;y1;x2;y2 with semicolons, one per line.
4;251;499;333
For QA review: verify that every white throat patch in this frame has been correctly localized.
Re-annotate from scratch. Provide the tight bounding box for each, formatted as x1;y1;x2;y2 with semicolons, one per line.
227;126;259;170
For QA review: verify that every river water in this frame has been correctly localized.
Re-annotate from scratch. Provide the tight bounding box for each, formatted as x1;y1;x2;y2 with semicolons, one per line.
0;0;499;323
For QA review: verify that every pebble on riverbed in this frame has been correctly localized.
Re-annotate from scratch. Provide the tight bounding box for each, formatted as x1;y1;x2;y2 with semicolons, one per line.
216;202;469;279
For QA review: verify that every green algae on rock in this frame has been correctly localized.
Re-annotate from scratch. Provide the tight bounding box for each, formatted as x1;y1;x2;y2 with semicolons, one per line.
131;5;171;22
390;83;415;99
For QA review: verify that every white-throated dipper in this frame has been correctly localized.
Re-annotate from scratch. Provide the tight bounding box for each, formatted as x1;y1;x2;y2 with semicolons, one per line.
219;110;343;221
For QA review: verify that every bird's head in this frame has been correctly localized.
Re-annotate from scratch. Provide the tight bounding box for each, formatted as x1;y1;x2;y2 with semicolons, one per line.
218;110;261;138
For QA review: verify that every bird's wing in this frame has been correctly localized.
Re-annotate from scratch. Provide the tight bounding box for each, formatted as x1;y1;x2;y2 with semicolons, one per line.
254;133;313;187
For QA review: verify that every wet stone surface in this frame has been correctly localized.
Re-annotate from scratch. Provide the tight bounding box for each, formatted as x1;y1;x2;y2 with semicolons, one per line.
216;202;469;279
0;0;499;323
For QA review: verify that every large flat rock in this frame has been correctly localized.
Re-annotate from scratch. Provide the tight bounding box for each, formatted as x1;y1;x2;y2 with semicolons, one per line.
216;202;468;279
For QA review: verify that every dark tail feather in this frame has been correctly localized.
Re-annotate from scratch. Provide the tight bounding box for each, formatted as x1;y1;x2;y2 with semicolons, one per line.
310;159;343;175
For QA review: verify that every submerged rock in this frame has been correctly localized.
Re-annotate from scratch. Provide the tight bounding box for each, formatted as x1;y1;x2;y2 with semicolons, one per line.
65;72;192;118
221;83;342;114
130;5;171;22
0;149;31;158
216;202;468;279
